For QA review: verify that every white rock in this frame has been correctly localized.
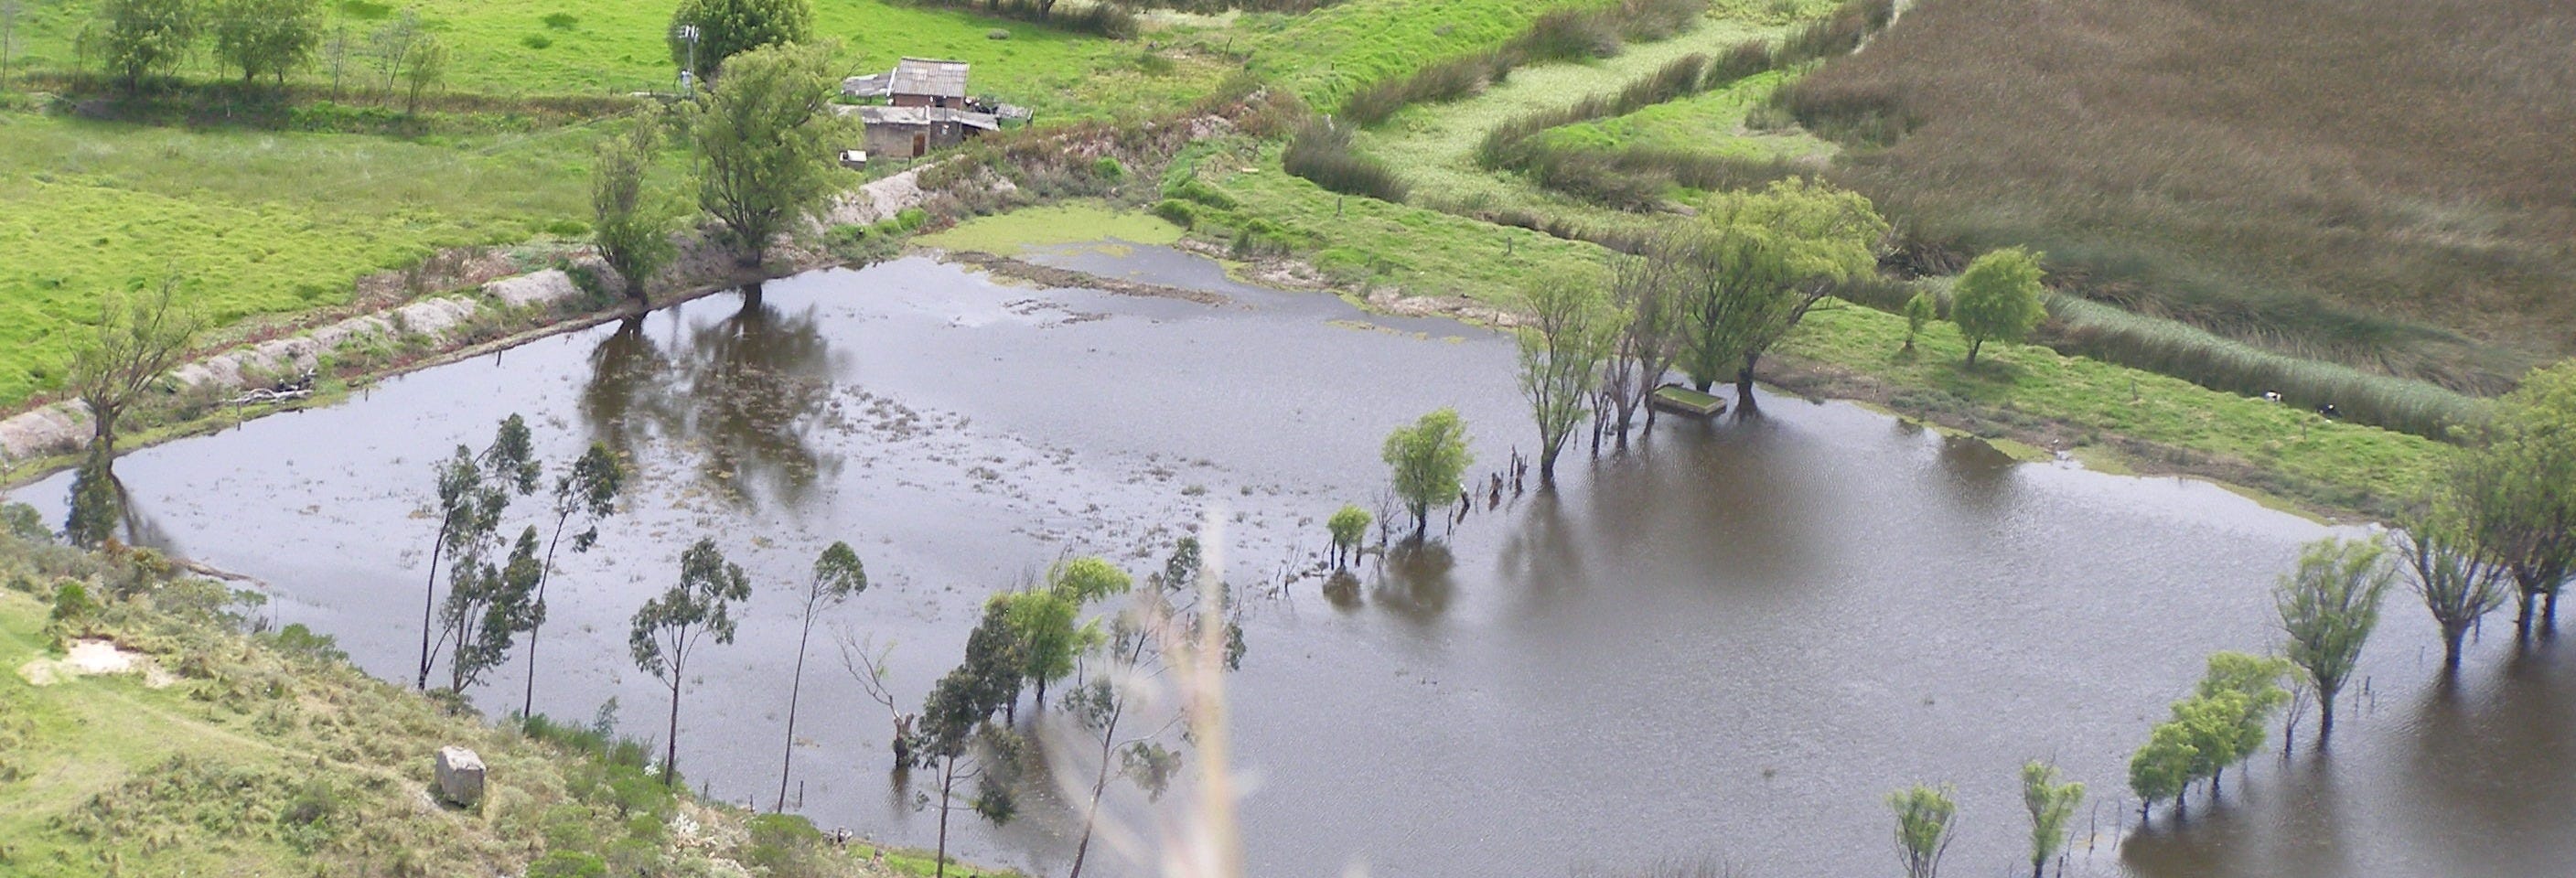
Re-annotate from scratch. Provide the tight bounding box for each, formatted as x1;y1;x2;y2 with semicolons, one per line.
434;745;486;808
483;269;583;309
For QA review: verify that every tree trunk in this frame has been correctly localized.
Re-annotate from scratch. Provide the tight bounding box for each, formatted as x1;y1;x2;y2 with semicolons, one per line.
1967;339;1982;366
1539;441;1561;487
2316;696;2336;749
2442;624;2466;674
777;614;816;812
935;758;956;878
663;669;684;787
1733;363;1759;415
521;511;572;717
2516;590;2537;642
416;519;451;690
1035;677;1049;714
2547;589;2560;634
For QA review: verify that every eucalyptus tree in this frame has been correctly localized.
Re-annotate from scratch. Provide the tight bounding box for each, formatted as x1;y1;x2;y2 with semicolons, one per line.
1382;409;1473;541
1950;248;2047;366
1515;274;1620;485
414;415;540;690
2020;761;2082;878
1670;178;1885;411
1888;784;1958;878
438;526;543;692
630;538;753;787
521;443;628;716
911;664;1018;878
776;541;865;811
2390;503;2509;673
2275;538;2394;745
1064;537;1244;878
2454;359;2576;640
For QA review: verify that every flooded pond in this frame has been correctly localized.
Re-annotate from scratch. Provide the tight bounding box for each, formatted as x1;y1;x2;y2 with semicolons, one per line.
15;243;2572;878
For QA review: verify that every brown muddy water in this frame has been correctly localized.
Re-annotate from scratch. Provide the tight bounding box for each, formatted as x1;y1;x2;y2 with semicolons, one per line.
14;244;2573;878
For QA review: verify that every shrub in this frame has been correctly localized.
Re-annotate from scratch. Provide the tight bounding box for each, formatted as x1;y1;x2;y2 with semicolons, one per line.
541;12;580;29
986;27;1009;39
1090;155;1128;180
528;851;609;878
521;34;554;49
1154;198;1197;228
50;581;96;625
1283;118;1409;202
1512;9;1623;63
2;502;47;541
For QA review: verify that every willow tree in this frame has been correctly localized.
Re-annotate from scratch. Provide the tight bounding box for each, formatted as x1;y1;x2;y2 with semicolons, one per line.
2275;538;2393;745
1381;408;1473;541
1889;784;1958;878
1671;178;1885;411
630;538;753;787
1599;235;1685;444
2020;762;2082;878
96;0;199;89
2391;503;2508;673
592;119;673;306
1950;248;2047;366
1515;274;1619;485
69;276;200;460
689;39;851;267
2454;359;2576;640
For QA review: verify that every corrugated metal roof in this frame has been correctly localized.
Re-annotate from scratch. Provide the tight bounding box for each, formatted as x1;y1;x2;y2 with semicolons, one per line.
890;58;970;99
842;73;891;97
854;105;1000;131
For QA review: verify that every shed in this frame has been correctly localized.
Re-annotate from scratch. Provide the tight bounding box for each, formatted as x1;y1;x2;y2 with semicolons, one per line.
842;73;892;99
854;105;999;158
890;58;971;108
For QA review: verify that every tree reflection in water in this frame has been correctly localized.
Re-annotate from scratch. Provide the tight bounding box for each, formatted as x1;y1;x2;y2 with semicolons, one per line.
577;286;844;513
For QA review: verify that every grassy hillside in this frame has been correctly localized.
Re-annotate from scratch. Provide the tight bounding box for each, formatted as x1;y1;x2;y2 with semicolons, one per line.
1782;0;2576;391
0;529;902;877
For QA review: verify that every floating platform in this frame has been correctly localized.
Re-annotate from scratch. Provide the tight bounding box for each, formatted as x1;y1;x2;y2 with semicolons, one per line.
1649;384;1728;418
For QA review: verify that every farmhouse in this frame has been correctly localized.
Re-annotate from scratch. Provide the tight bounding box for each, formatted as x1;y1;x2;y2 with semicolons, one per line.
843;58;1000;160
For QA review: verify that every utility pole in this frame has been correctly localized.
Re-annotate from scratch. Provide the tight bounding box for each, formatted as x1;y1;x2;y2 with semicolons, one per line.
676;24;702;95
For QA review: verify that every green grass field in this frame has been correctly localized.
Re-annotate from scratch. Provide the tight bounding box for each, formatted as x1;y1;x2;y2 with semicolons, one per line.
1229;0;1612;106
1532;68;1828;159
0;111;644;405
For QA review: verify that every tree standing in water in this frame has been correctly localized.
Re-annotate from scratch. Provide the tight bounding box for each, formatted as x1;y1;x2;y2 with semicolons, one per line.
777;541;865;811
2275;538;2393;746
630;538;752;787
521;443;628;716
2020;761;2083;878
415;415;539;690
1326;504;1371;569
688;40;850;267
1889;783;1958;878
1514;274;1618;486
1670;178;1884;410
2453;359;2576;640
2390;501;2508;674
62;275;200;545
1381;409;1472;541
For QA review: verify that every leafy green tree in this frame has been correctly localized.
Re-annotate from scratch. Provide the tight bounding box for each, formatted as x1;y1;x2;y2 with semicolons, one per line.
69;276;201;460
2127;721;2198;819
776;541;865;811
1949;248;2047;366
1326;504;1371;569
2020;762;2082;878
1;501;48;542
2275;538;2393;745
1005;556;1132;712
2170;691;2256;793
2454;359;2576;639
2193;650;2294;772
668;0;811;81
1671;178;1884;408
1515;274;1620;485
521;443;628;716
629;538;753;787
365;10;418;94
909;665;1017;878
438;525;543;692
688;40;850;267
95;0;199;89
1902;290;1937;352
2390;503;2508;673
1381;408;1473;541
414;415;539;691
593;119;674;306
1888;784;1958;878
399;31;445;112
210;0;317;85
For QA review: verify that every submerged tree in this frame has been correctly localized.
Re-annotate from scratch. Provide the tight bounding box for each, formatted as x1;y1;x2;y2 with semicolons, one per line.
688;40;850;267
593;118;674;306
438;525;543;692
2453;359;2576;640
2390;502;2509;674
1381;408;1473;541
2020;761;2083;878
2127;721;2199;820
1514;274;1619;485
1670;178;1884;411
1949;248;2047;366
1326;504;1371;569
2275;538;2393;746
776;541;866;811
1889;783;1959;878
521;443;628;716
1598;236;1684;444
630;537;753;787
